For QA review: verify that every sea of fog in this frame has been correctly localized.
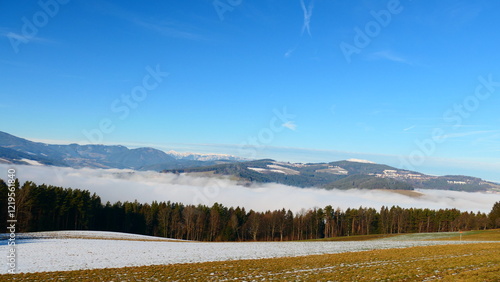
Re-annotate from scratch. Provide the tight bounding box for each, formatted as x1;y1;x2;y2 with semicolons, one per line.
1;164;499;213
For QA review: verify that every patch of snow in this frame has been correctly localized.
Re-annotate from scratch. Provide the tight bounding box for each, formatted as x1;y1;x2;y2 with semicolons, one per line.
282;162;307;168
346;159;375;164
20;159;43;166
316;166;349;175
248;165;299;175
268;165;300;175
248;167;267;173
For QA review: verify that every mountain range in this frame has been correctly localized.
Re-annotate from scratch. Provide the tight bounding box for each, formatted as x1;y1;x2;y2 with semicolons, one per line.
1;131;499;192
166;159;500;193
0;131;242;170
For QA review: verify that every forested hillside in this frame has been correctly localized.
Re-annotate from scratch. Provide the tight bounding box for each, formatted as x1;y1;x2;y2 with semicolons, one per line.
323;175;414;190
1;179;499;241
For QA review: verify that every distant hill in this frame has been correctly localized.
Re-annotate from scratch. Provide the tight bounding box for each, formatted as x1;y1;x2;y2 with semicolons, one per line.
0;131;240;170
165;159;500;192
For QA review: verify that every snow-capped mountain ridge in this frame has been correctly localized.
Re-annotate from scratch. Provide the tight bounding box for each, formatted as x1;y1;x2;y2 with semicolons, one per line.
346;158;375;164
165;150;246;161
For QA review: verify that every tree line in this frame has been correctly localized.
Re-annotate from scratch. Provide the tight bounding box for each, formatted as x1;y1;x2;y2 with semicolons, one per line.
1;179;499;241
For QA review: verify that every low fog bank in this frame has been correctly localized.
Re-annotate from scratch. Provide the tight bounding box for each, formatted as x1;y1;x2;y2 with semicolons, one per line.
2;164;499;213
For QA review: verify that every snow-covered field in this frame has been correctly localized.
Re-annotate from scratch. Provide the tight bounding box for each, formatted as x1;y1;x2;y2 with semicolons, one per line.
1;231;494;274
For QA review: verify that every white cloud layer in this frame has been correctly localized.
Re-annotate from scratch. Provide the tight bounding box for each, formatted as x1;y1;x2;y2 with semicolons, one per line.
2;164;499;213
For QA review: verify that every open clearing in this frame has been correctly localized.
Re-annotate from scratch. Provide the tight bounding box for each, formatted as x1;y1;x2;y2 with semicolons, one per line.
2;230;499;280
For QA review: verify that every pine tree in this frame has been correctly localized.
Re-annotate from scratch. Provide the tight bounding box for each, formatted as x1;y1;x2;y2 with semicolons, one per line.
489;201;500;228
0;179;8;231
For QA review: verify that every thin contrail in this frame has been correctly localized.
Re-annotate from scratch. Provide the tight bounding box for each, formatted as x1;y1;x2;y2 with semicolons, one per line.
300;0;314;37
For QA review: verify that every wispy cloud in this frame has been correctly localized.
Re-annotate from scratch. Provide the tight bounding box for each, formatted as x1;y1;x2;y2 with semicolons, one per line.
470;132;500;153
300;0;314;37
87;1;204;41
403;125;416;131
445;2;482;26
436;130;499;140
1;31;25;41
0;30;56;45
370;51;413;65
284;47;295;58
473;132;500;144
131;18;205;41
282;121;297;131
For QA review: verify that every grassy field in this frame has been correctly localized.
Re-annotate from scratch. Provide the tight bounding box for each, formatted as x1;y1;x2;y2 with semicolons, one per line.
305;233;400;241
306;229;500;242
435;229;500;241
2;242;499;281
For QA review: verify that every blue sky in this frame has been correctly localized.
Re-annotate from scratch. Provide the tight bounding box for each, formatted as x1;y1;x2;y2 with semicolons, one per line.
1;0;500;181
